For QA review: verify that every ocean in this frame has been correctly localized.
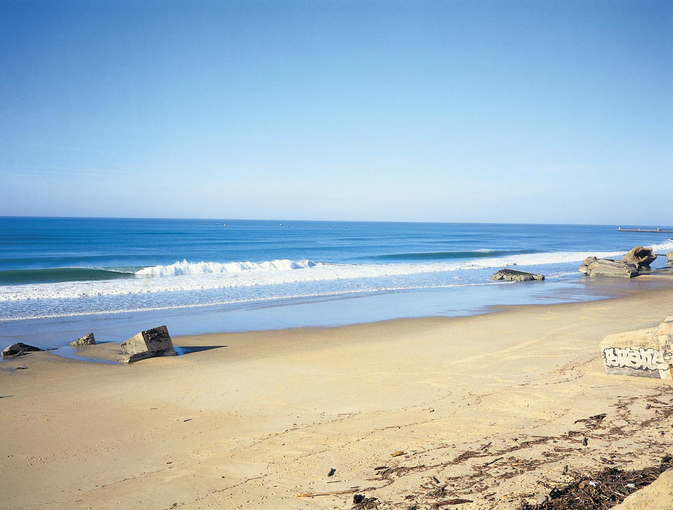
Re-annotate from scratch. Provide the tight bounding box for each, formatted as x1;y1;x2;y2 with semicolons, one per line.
1;217;672;350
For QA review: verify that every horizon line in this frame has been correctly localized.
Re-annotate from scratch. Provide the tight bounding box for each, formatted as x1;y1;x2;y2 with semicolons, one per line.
0;214;665;229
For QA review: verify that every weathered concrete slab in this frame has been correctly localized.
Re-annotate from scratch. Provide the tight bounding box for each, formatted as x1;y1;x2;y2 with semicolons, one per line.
600;317;673;379
579;257;638;278
622;246;657;270
490;269;544;281
70;333;96;348
120;325;176;363
2;342;44;358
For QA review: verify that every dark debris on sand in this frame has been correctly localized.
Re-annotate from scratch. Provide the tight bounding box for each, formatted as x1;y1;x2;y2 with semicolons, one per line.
519;456;672;510
352;493;379;509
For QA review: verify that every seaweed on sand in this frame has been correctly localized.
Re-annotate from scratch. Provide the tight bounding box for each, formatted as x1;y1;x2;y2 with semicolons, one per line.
520;456;672;510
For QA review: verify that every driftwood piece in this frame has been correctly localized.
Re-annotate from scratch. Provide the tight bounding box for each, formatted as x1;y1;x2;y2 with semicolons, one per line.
296;486;376;498
434;499;474;507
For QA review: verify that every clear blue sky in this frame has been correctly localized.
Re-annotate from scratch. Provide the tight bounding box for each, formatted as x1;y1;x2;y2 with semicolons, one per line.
1;0;671;224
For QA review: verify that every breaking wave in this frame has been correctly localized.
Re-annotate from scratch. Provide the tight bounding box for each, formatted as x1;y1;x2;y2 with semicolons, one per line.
135;259;317;276
650;240;673;252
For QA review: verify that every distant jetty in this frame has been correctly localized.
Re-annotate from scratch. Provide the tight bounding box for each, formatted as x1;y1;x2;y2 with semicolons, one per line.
618;226;673;233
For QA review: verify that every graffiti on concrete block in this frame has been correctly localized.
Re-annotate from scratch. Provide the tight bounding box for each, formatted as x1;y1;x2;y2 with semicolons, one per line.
603;347;672;371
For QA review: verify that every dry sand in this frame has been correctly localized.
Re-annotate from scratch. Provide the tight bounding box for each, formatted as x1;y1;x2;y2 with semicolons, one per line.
1;285;672;509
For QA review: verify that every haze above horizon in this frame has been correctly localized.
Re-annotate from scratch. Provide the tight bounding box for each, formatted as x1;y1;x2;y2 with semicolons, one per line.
1;0;671;224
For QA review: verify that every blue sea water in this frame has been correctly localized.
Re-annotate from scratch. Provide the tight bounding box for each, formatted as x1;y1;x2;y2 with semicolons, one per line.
1;217;672;349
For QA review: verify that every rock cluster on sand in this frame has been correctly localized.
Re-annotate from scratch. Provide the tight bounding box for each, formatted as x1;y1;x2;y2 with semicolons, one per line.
600;316;673;379
579;257;638;278
70;333;96;348
579;246;658;278
490;268;545;282
2;342;44;358
120;325;176;363
622;246;657;271
667;250;673;264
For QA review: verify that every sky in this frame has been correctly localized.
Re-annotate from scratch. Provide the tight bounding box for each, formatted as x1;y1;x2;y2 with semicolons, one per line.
0;0;671;224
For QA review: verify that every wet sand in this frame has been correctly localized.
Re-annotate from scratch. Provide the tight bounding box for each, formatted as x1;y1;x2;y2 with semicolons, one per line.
1;284;672;509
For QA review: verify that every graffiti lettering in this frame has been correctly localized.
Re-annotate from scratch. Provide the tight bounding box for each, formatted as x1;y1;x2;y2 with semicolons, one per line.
603;347;672;371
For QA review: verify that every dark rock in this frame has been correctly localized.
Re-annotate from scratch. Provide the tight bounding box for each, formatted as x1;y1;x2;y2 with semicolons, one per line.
579;258;638;278
70;333;96;348
2;342;44;358
120;325;176;363
490;269;545;282
352;494;378;507
622;246;657;270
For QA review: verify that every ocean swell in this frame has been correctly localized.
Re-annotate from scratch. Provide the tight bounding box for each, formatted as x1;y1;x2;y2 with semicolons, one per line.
0;267;135;285
369;249;536;261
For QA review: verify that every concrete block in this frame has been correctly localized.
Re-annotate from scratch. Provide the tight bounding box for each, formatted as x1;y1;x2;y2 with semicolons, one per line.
120;325;176;363
600;318;673;379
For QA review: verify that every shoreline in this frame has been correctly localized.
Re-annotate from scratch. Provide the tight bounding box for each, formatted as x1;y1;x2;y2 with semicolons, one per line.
1;283;673;509
4;271;673;354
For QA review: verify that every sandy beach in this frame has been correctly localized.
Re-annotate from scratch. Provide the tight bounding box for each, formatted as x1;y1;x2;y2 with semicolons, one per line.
2;284;672;509
3;0;671;507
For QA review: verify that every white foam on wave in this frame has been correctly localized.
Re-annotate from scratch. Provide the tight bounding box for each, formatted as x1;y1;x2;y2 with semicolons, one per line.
650;240;673;252
0;248;632;303
135;259;317;276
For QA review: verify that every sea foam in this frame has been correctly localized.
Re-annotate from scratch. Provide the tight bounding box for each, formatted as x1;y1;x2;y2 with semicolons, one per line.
650;240;673;252
135;259;317;276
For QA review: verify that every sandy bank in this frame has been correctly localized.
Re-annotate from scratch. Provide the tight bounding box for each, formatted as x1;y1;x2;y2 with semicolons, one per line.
1;286;672;509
